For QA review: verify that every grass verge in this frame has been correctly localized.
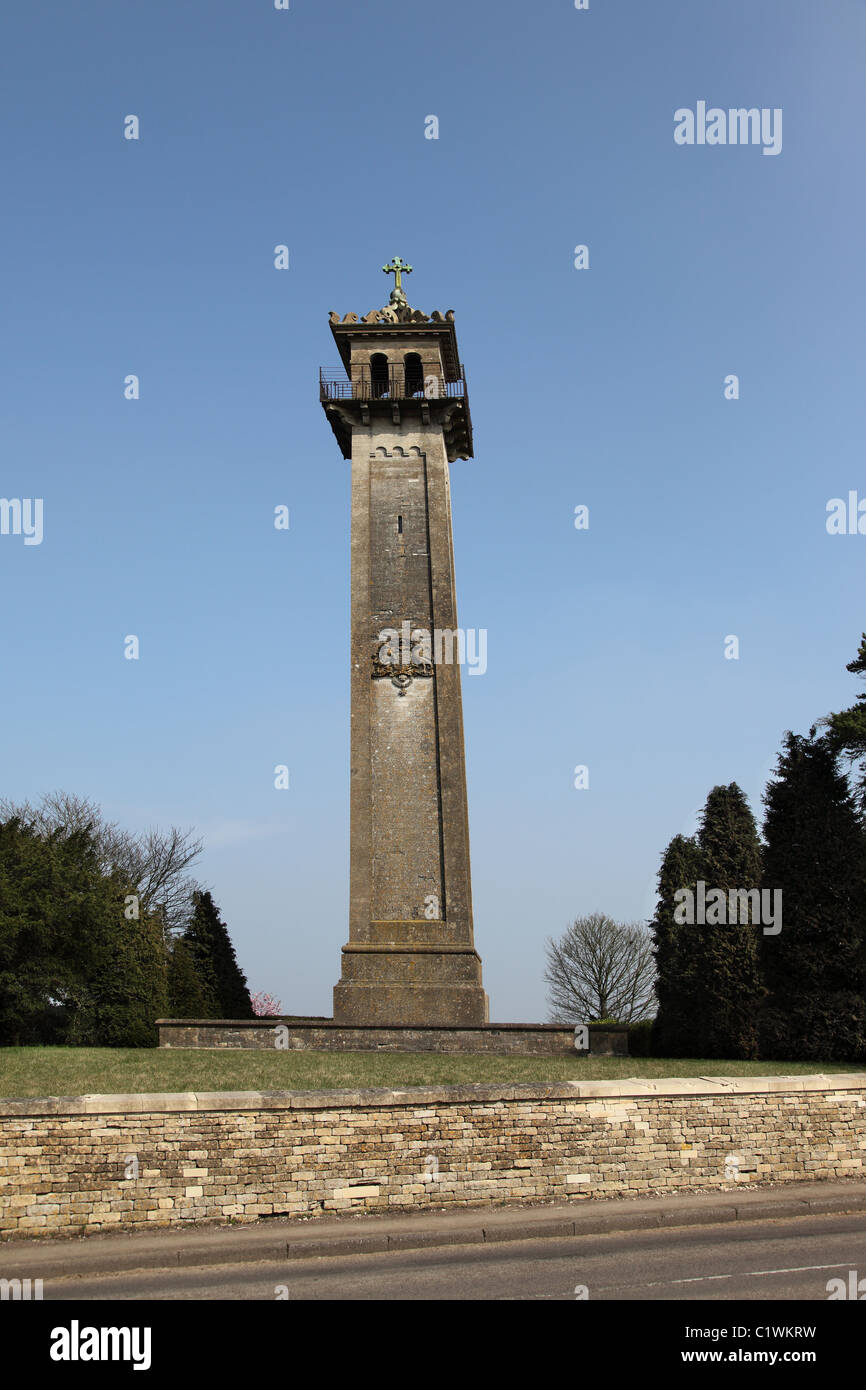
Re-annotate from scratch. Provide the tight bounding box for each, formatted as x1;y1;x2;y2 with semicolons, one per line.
0;1048;861;1098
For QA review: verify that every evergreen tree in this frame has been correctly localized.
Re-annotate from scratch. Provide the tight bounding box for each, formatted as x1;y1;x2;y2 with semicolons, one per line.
166;937;216;1017
650;833;705;1056
0;819;65;1044
824;633;866;811
689;784;764;1059
759;731;866;1061
64;868;168;1049
0;816;168;1046
179;890;253;1018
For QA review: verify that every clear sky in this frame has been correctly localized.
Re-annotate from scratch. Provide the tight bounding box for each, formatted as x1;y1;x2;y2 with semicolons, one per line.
1;0;864;1020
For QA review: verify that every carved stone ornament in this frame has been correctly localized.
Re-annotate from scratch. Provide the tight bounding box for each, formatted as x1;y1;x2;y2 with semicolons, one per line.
372;628;434;694
328;308;453;327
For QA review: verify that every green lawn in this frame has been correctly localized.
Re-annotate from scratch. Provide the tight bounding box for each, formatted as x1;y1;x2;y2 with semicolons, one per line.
0;1048;861;1098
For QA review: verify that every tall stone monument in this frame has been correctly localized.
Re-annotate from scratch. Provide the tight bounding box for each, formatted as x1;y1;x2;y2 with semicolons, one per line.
320;260;489;1026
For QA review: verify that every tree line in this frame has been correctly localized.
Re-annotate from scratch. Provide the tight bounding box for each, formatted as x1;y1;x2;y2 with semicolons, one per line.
547;633;866;1061
0;792;253;1046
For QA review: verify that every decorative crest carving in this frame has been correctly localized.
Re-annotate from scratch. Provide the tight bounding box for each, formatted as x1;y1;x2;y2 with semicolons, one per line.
328;307;453;327
372;625;434;694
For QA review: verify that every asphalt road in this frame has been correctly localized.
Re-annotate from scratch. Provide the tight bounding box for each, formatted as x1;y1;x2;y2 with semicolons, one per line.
33;1211;866;1300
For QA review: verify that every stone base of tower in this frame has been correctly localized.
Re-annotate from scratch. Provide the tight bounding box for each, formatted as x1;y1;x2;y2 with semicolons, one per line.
333;943;489;1026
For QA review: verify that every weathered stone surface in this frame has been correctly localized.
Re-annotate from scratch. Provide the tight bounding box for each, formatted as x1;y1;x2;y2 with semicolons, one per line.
1;1076;863;1237
156;1020;578;1053
323;309;487;1026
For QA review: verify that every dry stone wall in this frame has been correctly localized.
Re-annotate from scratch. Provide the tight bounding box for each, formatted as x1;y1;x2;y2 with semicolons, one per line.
1;1076;863;1237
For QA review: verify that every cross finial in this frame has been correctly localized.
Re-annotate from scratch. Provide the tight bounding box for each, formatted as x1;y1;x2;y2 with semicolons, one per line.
382;255;413;300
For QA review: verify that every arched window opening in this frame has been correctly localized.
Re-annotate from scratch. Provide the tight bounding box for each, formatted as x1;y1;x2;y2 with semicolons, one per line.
404;353;424;397
370;353;389;398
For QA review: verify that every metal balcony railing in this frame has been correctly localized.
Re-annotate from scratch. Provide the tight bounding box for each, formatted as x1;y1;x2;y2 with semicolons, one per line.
319;364;468;404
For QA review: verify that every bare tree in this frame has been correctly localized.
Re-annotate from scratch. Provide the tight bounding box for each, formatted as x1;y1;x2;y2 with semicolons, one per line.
0;790;203;935
544;913;656;1023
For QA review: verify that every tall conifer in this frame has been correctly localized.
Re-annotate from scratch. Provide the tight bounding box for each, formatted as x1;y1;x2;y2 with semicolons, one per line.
651;833;704;1055
689;784;764;1059
181;890;253;1018
760;732;866;1060
825;633;866;810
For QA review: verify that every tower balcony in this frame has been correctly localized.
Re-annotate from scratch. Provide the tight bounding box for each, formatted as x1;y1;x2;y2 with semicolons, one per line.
319;365;473;462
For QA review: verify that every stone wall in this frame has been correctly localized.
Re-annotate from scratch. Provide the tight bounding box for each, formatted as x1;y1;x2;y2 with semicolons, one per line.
1;1075;863;1237
156;1019;591;1054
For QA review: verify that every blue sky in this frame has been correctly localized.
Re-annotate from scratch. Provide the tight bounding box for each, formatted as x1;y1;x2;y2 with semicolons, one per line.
1;0;864;1020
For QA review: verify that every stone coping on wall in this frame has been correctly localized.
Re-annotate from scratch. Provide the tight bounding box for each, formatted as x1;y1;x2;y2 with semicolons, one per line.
155;1018;592;1031
2;1073;864;1117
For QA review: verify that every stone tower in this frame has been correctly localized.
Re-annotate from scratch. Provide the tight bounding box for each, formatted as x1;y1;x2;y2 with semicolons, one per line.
320;260;488;1026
